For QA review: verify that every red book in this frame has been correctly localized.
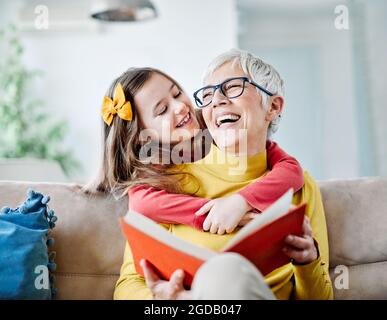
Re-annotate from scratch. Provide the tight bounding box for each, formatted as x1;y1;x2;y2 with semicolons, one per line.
120;189;305;288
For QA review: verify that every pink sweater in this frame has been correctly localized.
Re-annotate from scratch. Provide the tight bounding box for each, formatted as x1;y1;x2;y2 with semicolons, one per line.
128;141;304;230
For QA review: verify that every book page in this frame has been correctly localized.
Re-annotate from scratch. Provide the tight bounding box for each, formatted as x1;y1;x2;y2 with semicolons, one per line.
221;188;293;251
124;211;217;261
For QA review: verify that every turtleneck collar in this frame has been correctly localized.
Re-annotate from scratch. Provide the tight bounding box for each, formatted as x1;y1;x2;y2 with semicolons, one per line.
194;143;268;182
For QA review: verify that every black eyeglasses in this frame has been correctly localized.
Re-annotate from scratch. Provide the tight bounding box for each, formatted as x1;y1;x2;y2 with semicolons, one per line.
193;76;274;108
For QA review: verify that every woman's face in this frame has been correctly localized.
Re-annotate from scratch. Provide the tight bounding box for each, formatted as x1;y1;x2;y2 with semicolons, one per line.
201;62;271;154
134;73;200;144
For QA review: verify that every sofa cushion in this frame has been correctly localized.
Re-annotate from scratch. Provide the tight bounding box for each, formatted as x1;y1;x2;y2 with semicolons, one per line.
0;181;127;300
319;177;387;267
0;189;56;299
329;261;387;300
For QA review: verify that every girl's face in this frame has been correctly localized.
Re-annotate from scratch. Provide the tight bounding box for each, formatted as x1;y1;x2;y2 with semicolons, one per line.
134;73;200;144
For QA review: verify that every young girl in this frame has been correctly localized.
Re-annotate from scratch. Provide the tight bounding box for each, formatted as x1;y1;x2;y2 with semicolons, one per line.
87;67;304;234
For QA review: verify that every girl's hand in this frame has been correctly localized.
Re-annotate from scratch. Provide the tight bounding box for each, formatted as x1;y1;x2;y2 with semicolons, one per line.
282;216;318;265
140;259;192;300
195;194;253;235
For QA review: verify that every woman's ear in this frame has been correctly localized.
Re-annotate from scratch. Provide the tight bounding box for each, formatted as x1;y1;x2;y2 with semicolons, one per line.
265;95;284;121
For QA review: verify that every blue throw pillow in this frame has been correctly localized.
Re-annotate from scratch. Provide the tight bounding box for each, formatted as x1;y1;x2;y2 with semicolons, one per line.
0;189;57;300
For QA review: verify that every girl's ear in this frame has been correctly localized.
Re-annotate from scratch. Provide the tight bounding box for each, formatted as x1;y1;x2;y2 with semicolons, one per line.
265;95;284;121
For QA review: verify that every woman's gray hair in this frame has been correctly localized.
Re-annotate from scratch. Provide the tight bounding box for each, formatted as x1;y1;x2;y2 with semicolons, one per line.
202;48;284;139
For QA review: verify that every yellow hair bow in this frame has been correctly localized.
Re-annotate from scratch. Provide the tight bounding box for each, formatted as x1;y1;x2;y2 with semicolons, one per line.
101;83;133;126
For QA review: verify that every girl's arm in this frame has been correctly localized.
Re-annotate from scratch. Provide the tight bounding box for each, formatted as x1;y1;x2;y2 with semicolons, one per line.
129;141;304;229
128;185;208;229
238;141;304;212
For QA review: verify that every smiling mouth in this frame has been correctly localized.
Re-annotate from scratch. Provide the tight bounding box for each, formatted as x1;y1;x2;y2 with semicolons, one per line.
176;112;191;128
216;114;241;127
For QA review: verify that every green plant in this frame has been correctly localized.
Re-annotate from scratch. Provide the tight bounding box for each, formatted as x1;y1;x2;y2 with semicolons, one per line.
0;24;81;177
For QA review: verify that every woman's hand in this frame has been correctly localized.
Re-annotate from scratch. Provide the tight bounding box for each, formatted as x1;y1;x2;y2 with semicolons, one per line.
282;216;318;265
238;211;257;226
195;194;253;235
140;259;192;300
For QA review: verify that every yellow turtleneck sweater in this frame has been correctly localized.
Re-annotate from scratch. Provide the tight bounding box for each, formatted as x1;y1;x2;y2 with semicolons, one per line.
114;144;333;300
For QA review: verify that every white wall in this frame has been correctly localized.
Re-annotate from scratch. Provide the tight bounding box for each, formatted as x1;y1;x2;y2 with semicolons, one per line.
238;0;360;180
364;0;387;176
0;0;238;182
3;0;384;182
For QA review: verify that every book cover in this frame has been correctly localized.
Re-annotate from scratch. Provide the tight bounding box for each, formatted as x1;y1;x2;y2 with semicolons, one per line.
120;189;305;287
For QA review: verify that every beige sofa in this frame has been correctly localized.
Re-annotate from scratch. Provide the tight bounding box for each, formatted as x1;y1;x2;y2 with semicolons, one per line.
1;177;387;300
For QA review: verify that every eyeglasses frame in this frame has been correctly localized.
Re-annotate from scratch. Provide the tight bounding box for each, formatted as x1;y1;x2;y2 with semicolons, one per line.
193;76;274;108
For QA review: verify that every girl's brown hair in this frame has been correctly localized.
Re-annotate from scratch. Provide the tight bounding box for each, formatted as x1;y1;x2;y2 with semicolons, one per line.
83;67;208;198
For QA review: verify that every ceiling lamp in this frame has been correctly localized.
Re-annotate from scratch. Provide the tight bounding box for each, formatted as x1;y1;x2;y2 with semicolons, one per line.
90;0;157;22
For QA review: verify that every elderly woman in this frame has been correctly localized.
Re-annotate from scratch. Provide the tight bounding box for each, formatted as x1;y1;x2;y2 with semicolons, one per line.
113;49;333;300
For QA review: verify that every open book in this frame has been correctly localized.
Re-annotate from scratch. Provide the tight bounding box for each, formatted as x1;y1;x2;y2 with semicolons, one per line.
120;189;306;287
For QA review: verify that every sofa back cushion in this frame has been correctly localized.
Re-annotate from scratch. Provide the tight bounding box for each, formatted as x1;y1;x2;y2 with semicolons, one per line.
0;182;127;299
319;177;387;299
